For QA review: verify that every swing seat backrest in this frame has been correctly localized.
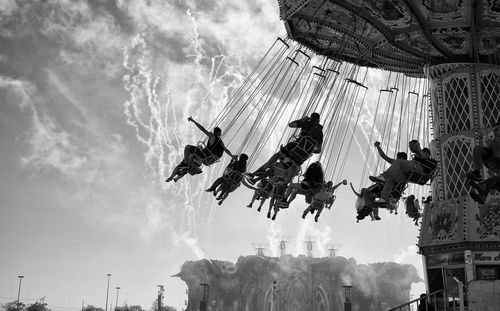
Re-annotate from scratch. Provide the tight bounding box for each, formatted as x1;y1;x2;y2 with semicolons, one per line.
271;182;287;197
288;135;318;162
272;163;289;180
201;154;219;166
224;169;243;184
187;165;202;175
406;167;438;185
195;141;220;166
275;200;289;209
311;200;324;209
406;158;438;185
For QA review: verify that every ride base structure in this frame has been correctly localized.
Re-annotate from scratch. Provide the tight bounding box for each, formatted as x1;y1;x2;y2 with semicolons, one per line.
278;0;500;309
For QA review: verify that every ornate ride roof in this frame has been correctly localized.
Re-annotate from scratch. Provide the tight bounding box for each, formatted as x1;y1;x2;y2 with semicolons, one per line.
278;0;500;76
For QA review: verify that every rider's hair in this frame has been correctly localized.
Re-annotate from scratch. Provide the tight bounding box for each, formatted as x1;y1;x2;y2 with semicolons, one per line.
396;152;407;160
240;153;249;162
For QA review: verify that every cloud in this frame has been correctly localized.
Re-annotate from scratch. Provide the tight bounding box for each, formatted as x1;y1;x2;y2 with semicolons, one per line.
0;0;17;15
0;76;85;176
394;244;426;300
394;244;424;276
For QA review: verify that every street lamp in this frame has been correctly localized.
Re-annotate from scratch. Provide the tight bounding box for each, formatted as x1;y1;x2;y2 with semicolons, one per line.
16;276;24;310
343;285;352;311
115;287;120;311
105;274;112;311
271;280;279;311
157;285;164;311
199;283;209;311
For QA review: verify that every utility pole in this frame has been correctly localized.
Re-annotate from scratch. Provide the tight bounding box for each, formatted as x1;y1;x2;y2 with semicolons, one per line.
199;283;209;311
105;274;112;311
16;276;24;311
157;285;164;311
115;287;120;311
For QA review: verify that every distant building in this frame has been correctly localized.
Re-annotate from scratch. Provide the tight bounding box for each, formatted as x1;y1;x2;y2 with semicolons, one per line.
174;255;420;311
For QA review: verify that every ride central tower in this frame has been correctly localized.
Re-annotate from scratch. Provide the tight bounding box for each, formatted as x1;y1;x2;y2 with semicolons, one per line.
278;0;500;309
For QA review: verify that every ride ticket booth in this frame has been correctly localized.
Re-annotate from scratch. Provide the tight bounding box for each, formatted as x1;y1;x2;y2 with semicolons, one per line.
425;251;467;308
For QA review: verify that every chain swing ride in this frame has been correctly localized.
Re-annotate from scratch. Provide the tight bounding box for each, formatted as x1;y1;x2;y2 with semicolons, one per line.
165;35;436;224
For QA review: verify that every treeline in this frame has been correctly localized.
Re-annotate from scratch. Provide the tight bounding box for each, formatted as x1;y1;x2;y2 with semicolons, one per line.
1;302;177;311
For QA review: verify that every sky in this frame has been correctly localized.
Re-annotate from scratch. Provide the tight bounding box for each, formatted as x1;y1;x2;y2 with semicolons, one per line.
0;1;426;310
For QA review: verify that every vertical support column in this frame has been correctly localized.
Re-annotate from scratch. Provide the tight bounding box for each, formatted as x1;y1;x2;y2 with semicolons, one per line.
199;283;209;311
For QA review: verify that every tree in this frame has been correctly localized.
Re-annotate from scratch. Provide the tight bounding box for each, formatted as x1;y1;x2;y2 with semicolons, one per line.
115;306;144;311
82;306;105;311
149;300;176;311
26;303;50;311
2;301;26;311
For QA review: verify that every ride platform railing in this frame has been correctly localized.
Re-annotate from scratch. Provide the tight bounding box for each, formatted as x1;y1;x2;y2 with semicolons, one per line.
387;289;466;311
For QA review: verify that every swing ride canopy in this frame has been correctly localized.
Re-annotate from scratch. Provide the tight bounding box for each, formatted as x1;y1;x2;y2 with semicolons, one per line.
277;0;500;76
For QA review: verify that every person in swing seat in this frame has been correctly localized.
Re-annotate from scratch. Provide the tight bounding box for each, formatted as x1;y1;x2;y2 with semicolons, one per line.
405;194;421;226
302;179;346;222
266;160;294;220
247;179;272;211
469;176;500;204
248;157;300;187
286;161;325;204
370;140;437;204
466;121;500;182
165;117;232;182
251;112;324;175
205;153;248;201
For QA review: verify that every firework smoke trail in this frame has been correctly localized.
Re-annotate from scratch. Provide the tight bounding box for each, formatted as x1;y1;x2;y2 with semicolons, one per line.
185;9;221;228
266;222;281;257
183;8;253;235
122;34;203;258
313;225;332;257
293;220;310;256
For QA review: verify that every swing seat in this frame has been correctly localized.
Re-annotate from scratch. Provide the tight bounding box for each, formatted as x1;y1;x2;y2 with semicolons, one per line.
326;194;336;206
194;142;220;166
406;166;438;185
272;163;289;179
406;210;421;218
370;198;399;210
284;135;318;164
275;198;289;209
271;181;288;204
310;199;325;210
223;168;244;185
176;160;203;176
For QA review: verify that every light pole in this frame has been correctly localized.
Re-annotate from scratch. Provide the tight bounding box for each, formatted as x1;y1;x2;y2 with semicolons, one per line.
199;283;209;311
105;274;112;311
16;276;24;310
157;285;164;311
343;285;352;311
272;280;278;311
115;287;120;311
